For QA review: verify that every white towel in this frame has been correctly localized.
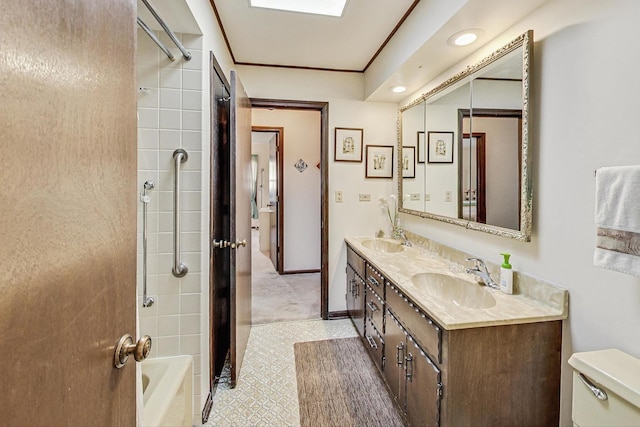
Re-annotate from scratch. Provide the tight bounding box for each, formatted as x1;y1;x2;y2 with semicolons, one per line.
593;165;640;277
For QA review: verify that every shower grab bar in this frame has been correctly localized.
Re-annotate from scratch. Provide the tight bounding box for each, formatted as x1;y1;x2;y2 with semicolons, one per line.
136;17;175;61
172;149;189;278
141;181;155;307
140;0;192;61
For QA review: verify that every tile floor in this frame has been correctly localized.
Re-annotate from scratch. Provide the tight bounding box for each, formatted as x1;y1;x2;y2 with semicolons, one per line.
203;319;358;426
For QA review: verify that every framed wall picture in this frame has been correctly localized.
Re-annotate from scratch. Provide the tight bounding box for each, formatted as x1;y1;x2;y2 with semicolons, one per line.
417;131;425;163
427;131;454;163
334;127;363;162
402;146;415;178
365;145;393;179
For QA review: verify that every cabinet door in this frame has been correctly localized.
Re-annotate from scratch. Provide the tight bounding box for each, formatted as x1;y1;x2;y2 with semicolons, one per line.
405;339;442;427
384;310;406;411
346;265;365;336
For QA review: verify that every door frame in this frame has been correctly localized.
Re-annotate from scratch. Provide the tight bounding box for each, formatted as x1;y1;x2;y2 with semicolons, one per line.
251;126;284;273
249;98;329;320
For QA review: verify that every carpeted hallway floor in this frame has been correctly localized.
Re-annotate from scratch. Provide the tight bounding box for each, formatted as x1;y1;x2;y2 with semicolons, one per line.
251;228;321;324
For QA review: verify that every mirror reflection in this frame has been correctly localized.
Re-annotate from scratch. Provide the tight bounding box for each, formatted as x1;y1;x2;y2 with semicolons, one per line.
399;30;532;241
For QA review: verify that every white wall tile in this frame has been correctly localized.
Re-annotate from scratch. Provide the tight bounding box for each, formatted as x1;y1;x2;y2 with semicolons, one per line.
158;315;180;336
139;316;158;338
137;88;159;108
180;335;201;354
180;294;201;314
138;128;159;149
182;90;202;111
157;294;180;315
182;131;202;150
137;66;159;88
180;273;201;294
138;108;159;129
182;50;203;71
159;109;181;130
181;34;203;49
180;314;201;335
160;88;182;109
159;129;181;150
160;68;182;89
182;70;202;91
181;171;202;191
182;110;201;131
157;336;180;357
157;274;180;295
138;150;159;171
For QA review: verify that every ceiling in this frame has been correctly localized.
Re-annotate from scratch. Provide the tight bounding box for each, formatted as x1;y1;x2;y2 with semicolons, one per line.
211;0;419;72
139;0;551;102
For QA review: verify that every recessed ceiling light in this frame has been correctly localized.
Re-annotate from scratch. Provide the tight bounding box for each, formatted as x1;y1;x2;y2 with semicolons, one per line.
392;86;407;93
447;29;485;47
249;0;348;17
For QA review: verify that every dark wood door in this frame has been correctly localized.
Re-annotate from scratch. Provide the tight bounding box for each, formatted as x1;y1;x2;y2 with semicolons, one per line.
209;53;231;381
229;71;252;386
0;0;137;424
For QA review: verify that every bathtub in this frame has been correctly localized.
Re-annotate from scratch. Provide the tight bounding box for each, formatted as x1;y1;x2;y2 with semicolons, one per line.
141;355;193;427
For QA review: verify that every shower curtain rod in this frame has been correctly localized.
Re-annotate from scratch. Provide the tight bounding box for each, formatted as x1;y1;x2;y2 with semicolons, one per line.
139;0;192;61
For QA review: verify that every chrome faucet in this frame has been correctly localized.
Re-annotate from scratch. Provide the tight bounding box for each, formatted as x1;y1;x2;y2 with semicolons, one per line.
465;257;499;289
398;230;412;247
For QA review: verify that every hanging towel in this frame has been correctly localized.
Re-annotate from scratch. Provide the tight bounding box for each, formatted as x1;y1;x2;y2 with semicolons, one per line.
594;165;640;277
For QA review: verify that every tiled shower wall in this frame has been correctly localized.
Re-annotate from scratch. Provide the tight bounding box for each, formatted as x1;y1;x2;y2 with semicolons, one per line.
136;29;205;419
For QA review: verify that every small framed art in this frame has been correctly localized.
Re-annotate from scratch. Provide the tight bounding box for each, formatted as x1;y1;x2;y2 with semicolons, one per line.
402;146;415;178
417;131;425;163
427;131;454;163
365;145;393;179
334;127;363;162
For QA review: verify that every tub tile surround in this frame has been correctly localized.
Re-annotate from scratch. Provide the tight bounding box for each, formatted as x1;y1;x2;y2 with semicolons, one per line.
137;29;205;420
345;233;568;329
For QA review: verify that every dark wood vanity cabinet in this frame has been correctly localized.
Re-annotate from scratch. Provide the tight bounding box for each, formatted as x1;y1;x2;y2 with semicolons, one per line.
345;243;563;427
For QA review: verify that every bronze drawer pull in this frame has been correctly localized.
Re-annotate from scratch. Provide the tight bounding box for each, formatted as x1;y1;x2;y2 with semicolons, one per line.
397;342;405;367
367;301;379;312
406;353;414;381
368;276;380;287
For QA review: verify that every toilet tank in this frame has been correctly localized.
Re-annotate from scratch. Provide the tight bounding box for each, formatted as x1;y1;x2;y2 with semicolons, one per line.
569;349;640;427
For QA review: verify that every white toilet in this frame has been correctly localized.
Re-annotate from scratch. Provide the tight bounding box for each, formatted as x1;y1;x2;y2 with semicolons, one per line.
569;349;640;426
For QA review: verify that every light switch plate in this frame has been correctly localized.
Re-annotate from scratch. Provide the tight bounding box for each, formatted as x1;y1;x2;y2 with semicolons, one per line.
445;191;452;202
335;191;343;203
409;193;420;201
425;193;431;201
359;193;371;202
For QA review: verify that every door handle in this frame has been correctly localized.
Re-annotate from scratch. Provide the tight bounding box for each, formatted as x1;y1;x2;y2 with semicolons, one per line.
230;239;247;249
114;334;152;368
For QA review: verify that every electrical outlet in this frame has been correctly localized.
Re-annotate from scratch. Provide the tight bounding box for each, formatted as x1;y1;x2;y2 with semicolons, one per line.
359;193;371;202
445;191;452;202
410;193;420;201
425;193;431;201
335;191;343;203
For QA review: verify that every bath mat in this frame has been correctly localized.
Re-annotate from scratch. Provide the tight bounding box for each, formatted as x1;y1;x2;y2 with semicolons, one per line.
294;337;405;427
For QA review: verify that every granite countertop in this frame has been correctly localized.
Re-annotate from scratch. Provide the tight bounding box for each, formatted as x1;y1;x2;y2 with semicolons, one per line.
345;236;568;330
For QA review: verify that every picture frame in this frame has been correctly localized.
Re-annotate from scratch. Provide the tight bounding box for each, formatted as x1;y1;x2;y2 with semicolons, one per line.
402;146;415;178
334;127;363;162
365;145;394;179
427;131;454;163
417;131;425;163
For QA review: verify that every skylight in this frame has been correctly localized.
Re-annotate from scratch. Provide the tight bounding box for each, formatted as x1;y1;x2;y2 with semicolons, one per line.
249;0;348;17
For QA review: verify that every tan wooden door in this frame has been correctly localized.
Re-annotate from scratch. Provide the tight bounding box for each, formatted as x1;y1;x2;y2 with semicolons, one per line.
0;0;138;425
229;71;253;386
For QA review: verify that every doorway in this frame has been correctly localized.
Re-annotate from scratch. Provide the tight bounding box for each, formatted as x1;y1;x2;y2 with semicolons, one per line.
250;99;329;320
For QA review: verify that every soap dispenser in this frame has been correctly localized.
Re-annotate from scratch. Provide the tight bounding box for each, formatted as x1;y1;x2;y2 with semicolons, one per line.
500;253;513;294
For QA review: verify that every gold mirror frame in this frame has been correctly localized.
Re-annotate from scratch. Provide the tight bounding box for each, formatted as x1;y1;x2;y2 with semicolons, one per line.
398;30;533;241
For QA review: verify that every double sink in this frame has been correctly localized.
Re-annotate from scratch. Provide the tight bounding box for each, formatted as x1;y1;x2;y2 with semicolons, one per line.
361;238;496;309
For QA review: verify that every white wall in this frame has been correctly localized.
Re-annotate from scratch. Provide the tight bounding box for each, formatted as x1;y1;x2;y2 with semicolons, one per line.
401;1;640;424
252;108;322;271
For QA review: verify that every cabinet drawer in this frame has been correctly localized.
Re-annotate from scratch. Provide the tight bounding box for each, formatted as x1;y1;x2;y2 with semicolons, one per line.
364;318;385;371
365;264;385;299
347;244;365;279
365;283;384;334
386;282;441;363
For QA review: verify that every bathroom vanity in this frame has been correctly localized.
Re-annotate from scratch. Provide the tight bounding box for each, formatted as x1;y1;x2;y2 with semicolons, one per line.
345;237;568;427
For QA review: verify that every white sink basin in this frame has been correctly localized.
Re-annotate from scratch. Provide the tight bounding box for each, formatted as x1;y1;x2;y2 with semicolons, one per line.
411;273;496;309
361;238;404;253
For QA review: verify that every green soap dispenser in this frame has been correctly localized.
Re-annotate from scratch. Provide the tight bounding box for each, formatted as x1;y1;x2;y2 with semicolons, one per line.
500;253;513;294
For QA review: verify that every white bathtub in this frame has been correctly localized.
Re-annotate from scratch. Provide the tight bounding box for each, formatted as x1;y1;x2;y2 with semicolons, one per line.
141;356;193;427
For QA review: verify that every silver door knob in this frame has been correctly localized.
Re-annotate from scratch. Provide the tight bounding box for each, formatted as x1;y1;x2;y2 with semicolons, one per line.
114;334;152;368
230;239;247;249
